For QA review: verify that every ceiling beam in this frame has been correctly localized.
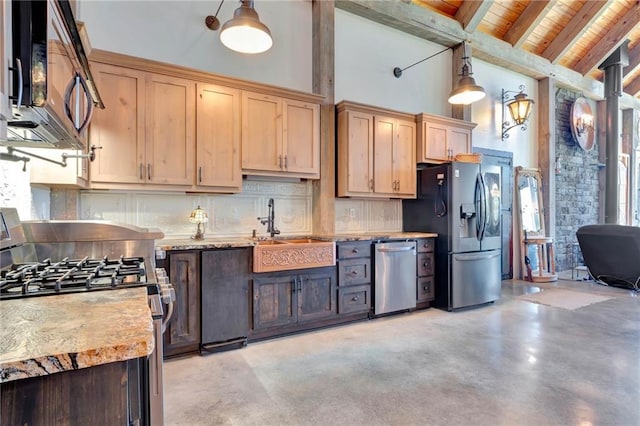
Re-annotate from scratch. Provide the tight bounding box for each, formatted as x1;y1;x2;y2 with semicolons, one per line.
623;42;640;80
334;0;640;109
573;4;640;75
455;0;493;33
503;0;554;49
541;0;611;64
625;75;640;98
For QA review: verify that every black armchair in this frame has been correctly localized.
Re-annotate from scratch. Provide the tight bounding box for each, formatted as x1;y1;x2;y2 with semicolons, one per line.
576;224;640;291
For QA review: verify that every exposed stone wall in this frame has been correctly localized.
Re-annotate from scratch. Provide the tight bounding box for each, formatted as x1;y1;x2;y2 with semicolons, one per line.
554;88;600;271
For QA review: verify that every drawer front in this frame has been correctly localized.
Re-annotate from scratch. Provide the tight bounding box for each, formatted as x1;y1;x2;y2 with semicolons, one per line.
338;258;371;286
417;238;434;253
417;276;435;302
337;242;371;259
338;284;371;315
417;252;435;276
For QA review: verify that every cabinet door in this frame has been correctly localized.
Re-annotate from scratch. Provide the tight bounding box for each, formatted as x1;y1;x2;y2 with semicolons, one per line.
417;276;435;302
196;83;241;191
241;91;282;173
449;127;471;157
253;273;296;330
297;268;337;323
145;74;195;185
393;119;416;197
373;116;395;195
89;63;146;184
165;251;200;357
337;110;374;196
201;248;250;345
338;284;371;315
282;99;319;177
423;120;449;162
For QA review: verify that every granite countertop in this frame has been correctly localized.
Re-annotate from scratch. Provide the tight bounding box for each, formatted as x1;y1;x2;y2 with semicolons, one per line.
0;287;154;383
157;232;437;250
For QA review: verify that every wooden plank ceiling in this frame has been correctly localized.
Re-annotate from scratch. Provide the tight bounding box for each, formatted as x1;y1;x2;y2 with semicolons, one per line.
335;0;640;104
413;0;640;99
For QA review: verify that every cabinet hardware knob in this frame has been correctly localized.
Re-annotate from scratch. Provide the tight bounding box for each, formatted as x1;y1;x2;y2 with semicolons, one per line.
423;286;429;291
348;270;358;277
423;262;428;267
352;248;358;253
351;296;359;301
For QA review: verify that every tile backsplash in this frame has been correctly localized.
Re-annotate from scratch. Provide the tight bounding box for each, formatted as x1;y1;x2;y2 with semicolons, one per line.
79;180;402;238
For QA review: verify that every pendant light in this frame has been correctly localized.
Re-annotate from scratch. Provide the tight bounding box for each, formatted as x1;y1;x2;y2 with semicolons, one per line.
448;42;486;105
206;0;273;54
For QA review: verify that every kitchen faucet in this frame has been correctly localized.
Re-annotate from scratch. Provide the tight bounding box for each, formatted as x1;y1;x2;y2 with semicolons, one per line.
258;198;280;238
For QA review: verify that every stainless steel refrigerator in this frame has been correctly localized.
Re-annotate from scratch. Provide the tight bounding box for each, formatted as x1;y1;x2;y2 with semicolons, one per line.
403;161;502;310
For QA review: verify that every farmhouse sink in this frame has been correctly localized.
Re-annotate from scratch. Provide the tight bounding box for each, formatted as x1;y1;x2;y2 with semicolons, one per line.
253;239;336;273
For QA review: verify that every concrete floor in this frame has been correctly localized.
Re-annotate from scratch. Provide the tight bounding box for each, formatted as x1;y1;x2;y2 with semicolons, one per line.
163;277;640;426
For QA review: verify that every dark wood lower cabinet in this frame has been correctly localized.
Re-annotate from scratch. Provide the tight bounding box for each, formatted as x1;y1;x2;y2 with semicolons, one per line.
252;267;337;333
164;250;201;357
1;359;143;426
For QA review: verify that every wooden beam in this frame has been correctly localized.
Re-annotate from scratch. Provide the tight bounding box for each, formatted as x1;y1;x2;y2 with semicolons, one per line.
574;4;640;75
454;0;493;33
312;0;336;236
623;42;640;79
335;0;640;109
537;78;556;240
541;0;610;64
624;75;640;97
503;0;554;49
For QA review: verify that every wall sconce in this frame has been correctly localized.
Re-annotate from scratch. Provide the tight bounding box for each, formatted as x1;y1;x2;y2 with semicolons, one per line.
189;206;209;240
570;97;595;151
448;41;486;105
501;85;534;140
206;0;273;54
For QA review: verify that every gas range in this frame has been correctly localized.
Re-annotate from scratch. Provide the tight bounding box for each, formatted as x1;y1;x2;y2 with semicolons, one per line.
0;255;151;300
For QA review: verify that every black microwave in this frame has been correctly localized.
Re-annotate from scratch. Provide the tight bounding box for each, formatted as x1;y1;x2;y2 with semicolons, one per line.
7;0;103;150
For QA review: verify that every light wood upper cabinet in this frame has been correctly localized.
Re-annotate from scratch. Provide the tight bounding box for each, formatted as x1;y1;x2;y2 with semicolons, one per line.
145;73;195;185
416;113;476;163
337;101;416;199
89;62;146;185
241;91;320;179
90;64;195;189
196;83;241;192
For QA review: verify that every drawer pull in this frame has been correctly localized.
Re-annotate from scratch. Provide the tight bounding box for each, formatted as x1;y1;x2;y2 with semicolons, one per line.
351;296;359;302
352;248;359;253
423;262;429;267
423;286;429;291
348;270;358;277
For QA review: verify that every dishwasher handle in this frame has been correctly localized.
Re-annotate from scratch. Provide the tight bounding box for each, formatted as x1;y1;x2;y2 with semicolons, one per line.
377;246;415;253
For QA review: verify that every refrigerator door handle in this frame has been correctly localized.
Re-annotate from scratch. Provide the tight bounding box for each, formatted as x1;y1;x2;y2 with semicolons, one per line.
474;173;483;241
478;172;488;241
453;251;501;262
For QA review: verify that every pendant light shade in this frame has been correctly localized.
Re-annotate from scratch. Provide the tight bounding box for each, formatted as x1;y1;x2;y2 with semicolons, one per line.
219;0;272;54
205;0;272;54
448;42;486;105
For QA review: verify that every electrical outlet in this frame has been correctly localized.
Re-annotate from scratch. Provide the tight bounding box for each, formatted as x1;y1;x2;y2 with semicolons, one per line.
349;208;356;218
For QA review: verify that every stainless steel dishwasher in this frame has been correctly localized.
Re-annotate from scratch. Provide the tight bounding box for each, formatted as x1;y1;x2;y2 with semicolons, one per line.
374;241;417;315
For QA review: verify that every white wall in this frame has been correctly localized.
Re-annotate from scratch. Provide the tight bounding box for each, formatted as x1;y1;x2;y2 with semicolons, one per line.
77;0;312;92
335;10;451;116
472;59;538;169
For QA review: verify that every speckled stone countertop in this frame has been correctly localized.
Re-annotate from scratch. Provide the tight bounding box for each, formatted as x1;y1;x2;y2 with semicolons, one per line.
156;232;437;250
0;287;154;383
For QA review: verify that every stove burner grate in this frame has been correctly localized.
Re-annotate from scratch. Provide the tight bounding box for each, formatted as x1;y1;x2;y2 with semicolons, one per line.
0;256;148;299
